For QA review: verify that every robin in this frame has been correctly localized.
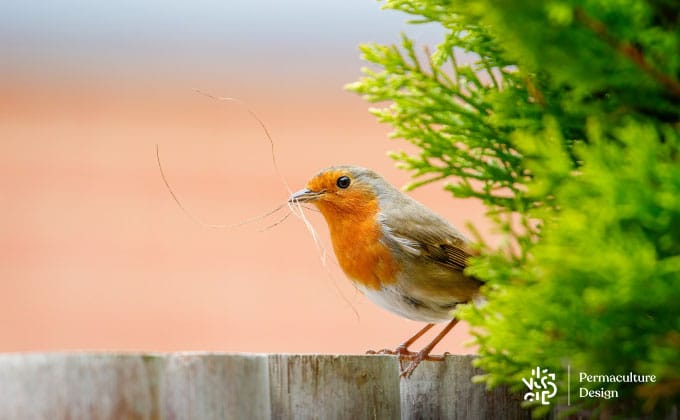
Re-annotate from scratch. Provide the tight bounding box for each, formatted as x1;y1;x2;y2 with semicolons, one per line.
289;165;483;377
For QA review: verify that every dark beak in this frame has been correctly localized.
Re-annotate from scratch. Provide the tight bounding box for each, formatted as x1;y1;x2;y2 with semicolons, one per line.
288;188;324;203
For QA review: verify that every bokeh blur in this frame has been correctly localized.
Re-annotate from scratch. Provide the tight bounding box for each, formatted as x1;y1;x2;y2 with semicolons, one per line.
1;1;490;354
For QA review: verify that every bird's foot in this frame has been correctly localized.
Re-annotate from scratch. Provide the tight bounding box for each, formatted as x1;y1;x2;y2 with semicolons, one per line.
366;344;417;357
399;350;451;378
367;319;458;378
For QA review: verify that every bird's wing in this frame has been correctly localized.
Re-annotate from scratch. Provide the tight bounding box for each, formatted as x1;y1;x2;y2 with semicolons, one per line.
389;227;474;271
379;203;477;272
427;239;474;271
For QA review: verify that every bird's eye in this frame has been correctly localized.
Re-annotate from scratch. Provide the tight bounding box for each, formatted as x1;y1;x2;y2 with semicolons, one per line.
336;176;351;189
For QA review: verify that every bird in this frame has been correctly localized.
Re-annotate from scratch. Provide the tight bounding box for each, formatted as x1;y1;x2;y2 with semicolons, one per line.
289;165;483;377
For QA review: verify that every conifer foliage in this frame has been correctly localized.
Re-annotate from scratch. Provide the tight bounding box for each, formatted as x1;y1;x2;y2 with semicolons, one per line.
348;0;679;416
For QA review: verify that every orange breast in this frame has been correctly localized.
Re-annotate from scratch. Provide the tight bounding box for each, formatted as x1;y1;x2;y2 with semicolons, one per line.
314;193;398;290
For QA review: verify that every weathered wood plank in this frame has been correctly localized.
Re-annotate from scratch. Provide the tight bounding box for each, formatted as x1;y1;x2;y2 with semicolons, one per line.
268;354;400;420
0;353;156;420
159;353;270;420
0;353;533;419
400;355;530;420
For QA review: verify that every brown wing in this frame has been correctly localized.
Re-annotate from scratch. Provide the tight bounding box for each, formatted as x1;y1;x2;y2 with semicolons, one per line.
420;239;475;271
381;220;474;270
378;195;479;273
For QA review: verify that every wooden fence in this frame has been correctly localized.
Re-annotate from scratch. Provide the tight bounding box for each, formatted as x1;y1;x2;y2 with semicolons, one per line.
0;353;531;419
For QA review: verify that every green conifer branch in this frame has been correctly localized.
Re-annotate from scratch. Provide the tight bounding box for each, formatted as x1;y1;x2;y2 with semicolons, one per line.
573;7;680;98
349;1;680;415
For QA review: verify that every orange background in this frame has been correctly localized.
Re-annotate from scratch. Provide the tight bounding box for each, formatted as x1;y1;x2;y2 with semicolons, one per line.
1;2;492;355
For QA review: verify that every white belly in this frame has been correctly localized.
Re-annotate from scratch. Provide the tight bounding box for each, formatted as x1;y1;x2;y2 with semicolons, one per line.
354;282;454;323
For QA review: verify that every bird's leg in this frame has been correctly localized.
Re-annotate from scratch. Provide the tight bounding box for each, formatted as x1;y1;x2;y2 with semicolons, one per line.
400;318;459;378
366;323;435;357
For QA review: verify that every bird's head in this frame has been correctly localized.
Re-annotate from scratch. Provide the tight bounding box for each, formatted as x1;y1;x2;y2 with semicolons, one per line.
288;165;391;218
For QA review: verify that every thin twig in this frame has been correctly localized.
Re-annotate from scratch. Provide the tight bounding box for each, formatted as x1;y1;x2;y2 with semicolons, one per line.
155;144;286;229
573;7;680;98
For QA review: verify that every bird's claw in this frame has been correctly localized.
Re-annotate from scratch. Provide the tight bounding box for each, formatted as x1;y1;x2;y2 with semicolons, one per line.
368;346;450;377
398;351;451;378
365;348;393;355
421;351;451;362
366;346;417;357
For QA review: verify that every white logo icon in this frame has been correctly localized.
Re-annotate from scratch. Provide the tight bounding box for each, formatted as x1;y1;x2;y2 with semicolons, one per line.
522;366;558;405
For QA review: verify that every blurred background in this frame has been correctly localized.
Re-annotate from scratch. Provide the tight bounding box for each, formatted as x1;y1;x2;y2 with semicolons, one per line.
1;1;491;354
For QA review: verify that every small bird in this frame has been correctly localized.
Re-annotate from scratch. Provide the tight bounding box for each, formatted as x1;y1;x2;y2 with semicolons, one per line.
289;165;483;377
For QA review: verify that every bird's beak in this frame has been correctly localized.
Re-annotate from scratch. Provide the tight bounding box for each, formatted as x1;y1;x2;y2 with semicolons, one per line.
288;188;324;203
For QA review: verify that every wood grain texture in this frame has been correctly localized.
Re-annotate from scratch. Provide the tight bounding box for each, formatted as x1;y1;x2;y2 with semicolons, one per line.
0;353;531;419
400;355;530;420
